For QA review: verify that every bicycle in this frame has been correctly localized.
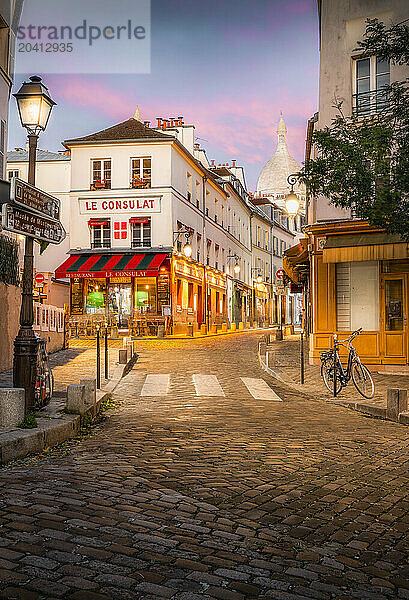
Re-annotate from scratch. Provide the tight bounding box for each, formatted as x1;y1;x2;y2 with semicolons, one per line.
35;337;54;409
320;328;375;399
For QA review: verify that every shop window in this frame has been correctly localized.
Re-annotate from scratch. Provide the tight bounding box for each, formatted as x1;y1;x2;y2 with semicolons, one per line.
135;277;157;315
176;279;182;306
131;218;151;248
188;282;194;309
131;157;151;188
85;279;106;314
114;221;128;240
90;220;111;248
91;159;111;189
336;261;379;331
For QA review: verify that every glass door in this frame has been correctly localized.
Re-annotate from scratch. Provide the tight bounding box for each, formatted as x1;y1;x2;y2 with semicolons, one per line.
382;276;408;362
108;284;132;328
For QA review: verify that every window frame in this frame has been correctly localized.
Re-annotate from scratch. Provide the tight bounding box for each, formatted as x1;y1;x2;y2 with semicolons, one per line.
130;156;152;188
131;217;152;248
90;220;111;249
91;159;111;189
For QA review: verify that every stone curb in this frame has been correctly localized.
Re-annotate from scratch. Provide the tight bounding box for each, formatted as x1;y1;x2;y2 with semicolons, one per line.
0;355;134;465
258;343;409;427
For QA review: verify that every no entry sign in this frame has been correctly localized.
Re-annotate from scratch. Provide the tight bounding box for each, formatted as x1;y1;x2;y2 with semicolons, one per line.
276;269;284;280
35;273;45;285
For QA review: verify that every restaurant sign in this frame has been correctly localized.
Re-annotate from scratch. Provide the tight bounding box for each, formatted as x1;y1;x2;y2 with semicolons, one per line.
79;196;161;214
64;270;155;279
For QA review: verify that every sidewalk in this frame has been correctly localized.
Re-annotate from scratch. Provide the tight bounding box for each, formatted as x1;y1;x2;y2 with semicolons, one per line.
0;346;125;464
262;334;409;411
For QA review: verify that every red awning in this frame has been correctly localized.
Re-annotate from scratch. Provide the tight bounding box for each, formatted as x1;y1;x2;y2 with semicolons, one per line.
88;219;109;226
55;252;169;279
129;217;149;224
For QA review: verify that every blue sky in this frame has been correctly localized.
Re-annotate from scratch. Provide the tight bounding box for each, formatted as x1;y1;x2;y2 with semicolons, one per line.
8;0;319;190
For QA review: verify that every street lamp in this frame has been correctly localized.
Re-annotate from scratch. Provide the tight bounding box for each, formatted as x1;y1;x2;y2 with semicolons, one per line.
12;76;56;411
227;253;240;275
173;229;193;259
285;174;301;218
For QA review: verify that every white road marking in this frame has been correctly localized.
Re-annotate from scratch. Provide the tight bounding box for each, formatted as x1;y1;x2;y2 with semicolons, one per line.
240;377;283;401
140;374;170;396
192;374;225;397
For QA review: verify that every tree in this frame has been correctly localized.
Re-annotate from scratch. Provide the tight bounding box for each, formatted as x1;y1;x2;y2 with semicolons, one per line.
300;18;409;240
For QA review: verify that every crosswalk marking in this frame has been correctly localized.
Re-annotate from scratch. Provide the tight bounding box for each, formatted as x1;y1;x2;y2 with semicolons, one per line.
192;374;225;397
240;377;282;401
140;374;170;397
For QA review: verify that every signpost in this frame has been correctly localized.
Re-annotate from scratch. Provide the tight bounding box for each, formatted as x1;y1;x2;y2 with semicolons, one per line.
34;273;45;285
11;178;61;220
2;204;66;244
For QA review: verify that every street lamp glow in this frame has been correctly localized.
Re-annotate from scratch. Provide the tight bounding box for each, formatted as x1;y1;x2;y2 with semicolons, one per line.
183;243;193;258
256;275;263;284
13;76;56;133
285;191;300;217
233;264;241;274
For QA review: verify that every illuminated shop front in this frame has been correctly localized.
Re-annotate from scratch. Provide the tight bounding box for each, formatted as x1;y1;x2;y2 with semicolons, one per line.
56;251;171;332
171;256;227;334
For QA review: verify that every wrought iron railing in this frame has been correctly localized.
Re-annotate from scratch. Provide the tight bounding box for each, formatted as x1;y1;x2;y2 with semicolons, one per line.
352;89;389;118
91;241;111;249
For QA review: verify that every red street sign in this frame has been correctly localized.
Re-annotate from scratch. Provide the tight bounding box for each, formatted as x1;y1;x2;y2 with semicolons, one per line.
276;269;284;280
35;273;45;284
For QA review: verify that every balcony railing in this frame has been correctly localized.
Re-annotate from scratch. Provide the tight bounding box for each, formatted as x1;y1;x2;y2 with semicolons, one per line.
352;89;389;118
91;241;111;249
131;240;151;248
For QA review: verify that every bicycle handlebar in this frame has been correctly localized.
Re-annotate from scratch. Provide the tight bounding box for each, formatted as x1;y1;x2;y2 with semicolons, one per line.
334;328;362;345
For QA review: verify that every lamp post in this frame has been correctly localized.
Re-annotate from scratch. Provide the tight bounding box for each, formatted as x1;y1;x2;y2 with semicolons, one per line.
227;253;241;326
12;76;56;411
173;229;193;259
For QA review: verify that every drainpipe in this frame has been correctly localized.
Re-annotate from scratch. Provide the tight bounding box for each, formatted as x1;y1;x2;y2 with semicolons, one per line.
202;174;208;330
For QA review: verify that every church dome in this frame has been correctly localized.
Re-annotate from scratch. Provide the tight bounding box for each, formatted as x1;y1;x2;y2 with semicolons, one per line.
257;115;305;210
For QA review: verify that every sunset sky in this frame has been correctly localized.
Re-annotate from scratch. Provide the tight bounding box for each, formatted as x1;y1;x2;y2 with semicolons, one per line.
8;0;319;190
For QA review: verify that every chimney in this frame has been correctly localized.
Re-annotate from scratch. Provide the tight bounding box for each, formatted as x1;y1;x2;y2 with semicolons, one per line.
232;159;236;167
194;143;200;151
144;120;150;127
157;118;162;127
178;116;184;125
170;118;174;127
25;140;30;152
162;121;167;130
211;160;215;166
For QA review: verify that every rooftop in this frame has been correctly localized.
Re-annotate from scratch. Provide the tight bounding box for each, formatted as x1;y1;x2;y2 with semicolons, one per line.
7;149;71;162
64;118;174;146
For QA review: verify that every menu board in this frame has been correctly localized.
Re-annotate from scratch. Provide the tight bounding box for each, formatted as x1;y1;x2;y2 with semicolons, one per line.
71;279;84;315
157;273;170;308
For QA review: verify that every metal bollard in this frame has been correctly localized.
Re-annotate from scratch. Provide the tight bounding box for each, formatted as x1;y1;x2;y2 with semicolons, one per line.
300;329;305;385
104;327;109;380
96;327;101;390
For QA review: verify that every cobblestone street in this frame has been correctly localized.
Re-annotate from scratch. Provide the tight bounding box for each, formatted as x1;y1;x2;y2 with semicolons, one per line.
1;332;409;600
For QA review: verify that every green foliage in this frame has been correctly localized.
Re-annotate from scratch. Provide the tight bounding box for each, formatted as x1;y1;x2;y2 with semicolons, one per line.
18;413;38;429
0;235;20;286
300;18;409;240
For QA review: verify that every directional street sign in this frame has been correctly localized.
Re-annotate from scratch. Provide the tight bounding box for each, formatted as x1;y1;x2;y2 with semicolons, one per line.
11;178;61;221
2;204;66;245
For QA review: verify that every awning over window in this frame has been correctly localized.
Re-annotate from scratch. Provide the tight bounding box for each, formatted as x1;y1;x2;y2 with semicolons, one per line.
283;238;309;284
88;219;109;226
55;252;169;279
129;217;149;224
323;233;408;263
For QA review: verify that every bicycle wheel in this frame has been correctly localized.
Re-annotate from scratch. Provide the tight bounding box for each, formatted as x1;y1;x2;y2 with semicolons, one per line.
352;362;374;399
321;359;342;395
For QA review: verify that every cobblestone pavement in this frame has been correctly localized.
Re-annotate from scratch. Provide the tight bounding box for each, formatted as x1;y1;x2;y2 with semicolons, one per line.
268;334;409;409
1;332;409;600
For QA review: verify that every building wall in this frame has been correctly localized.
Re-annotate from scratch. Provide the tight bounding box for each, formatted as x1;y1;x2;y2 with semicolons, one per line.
313;0;408;222
0;281;20;373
